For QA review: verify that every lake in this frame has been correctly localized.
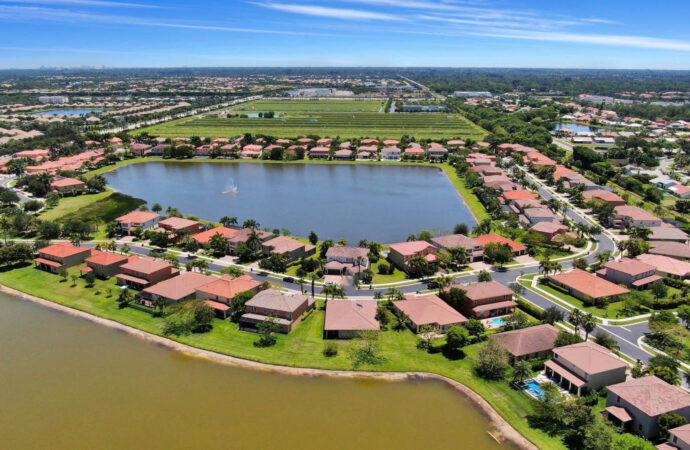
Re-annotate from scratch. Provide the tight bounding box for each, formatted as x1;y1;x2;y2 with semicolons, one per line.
105;162;477;243
552;123;597;134
34;109;103;116
0;293;501;449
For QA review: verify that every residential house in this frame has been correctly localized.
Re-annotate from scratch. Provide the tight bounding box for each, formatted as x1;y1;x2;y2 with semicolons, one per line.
333;149;353;160
636;253;690;279
262;236;316;261
158;217;204;235
325;246;369;276
671;185;690;199
116;211;161;235
403;147;425;159
606;376;690;440
393;294;467;333
524;152;557;167
490;324;560;361
549;269;630;302
449;281;516;318
660;424;690;450
195;275;262;319
192;226;238;245
429;234;484;262
545;341;627;396
227;228;273;251
324;300;379;339
138;272;215;307
649;241;690;261
309;146;330;159
34;243;92;273
115;257;179;290
239;289;314;333
524;207;561;224
648;226;689;243
582;189;627;206
129;143;152;156
381;146;401;161
426;146;448;161
474;234;527;256
530;222;569;240
597;258;661;289
388;241;437;270
614;206;663;228
50;177;86;193
84;251;130;278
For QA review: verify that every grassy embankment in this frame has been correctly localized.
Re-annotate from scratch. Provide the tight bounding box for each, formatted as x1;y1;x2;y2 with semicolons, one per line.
0;263;560;449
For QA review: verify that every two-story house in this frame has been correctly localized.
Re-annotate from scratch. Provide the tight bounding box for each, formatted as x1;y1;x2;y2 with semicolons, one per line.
34;243;92;273
447;281;516;318
598;258;661;289
324;246;370;276
388;241;437;270
84;251;130;278
116;211;161;235
239;289;314;333
545;341;627;396
429;234;484;262
115;257;179;290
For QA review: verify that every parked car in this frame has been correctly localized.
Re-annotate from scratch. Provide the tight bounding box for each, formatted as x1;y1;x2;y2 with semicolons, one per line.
283;276;294;283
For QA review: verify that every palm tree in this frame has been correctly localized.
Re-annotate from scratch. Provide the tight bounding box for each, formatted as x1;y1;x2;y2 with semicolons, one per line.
355;256;364;277
0;215;10;245
539;257;551;276
246;230;262;253
594;332;619;351
243;219;259;229
569;309;584;337
435;275;453;294
595;250;613;265
297;278;305;294
581;313;596;341
308;272;318;297
386;288;404;301
512;360;532;383
121;244;131;255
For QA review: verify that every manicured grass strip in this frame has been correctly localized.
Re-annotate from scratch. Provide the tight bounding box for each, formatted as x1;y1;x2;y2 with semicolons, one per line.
439;163;491;222
40;190;112;221
40;190;146;223
0;264;561;449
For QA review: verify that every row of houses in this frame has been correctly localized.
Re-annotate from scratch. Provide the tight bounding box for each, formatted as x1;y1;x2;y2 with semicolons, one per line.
490;323;690;442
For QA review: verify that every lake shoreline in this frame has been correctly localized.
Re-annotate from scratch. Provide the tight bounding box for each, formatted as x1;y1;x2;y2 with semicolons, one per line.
1;282;535;450
89;157;486;224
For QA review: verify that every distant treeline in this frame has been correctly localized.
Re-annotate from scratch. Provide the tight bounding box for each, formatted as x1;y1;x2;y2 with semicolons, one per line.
399;68;690;96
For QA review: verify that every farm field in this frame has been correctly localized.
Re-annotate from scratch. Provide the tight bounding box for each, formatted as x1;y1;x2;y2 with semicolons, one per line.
139;99;485;140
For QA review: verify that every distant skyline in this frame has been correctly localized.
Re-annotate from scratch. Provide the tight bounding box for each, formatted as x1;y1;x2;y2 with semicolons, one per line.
1;0;689;69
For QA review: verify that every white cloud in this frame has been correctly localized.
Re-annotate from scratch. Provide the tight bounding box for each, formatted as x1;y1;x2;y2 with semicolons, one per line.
253;2;405;21
1;0;160;8
472;29;690;51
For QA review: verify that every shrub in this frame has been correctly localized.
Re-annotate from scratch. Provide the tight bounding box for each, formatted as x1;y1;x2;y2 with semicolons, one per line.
322;342;339;357
516;297;544;320
377;261;390;275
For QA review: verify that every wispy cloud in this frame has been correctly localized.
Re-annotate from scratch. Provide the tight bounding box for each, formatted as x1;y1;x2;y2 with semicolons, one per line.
1;0;160;8
471;29;690;52
0;45;132;53
253;2;405;21
0;4;333;35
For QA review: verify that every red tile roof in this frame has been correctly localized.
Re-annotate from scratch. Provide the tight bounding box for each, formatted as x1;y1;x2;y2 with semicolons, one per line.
453;280;513;301
552;341;627;374
158;217;200;230
389;241;436;257
550;269;630;299
142;272;215;301
490;324;559;357
604;257;656;277
608;376;690;417
196;275;260;300
116;211;161;224
394;294;467;327
324;300;379;331
86;251;128;266
473;234;526;252
39;242;91;259
192;227;237;244
502;190;539;201
636;253;690;278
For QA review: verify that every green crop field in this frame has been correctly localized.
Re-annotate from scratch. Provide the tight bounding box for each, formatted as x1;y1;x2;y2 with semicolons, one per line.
139;99;485;140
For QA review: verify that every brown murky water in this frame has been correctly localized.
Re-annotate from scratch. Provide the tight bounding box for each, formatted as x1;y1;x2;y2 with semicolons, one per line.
0;294;502;449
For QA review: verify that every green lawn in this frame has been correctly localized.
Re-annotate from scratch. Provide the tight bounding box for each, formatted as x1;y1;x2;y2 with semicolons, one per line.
40;190;112;221
138;99;485;140
370;259;408;284
0;263;561;449
439;163;491;222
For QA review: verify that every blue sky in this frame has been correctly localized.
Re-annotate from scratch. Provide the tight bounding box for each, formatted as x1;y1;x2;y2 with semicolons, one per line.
1;0;689;69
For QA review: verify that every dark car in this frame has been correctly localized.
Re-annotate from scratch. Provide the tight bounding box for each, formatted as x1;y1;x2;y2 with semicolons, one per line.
257;271;268;277
283;276;294;283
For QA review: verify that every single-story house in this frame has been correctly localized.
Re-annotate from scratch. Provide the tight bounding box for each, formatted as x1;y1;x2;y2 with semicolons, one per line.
138;272;216;307
325;246;369;275
546;341;627;396
262;236;316;261
50;177;86;193
227;228;273;251
649;241;690;261
647;226;689;243
490;324;560;361
393;294;467;333
614;205;663;228
473;234;527;256
660;424;690;450
606;376;690;440
524;207;561;224
549;269;630;302
333;149;353;160
430;234;484;262
195;274;262;318
115;257;179;291
158;217;203;235
530;222;569;240
582;189;626;206
192;226;238;245
324;300;379;339
309;146;330;159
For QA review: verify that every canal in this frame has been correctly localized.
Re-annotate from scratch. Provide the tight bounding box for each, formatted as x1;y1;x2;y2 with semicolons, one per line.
0;293;502;449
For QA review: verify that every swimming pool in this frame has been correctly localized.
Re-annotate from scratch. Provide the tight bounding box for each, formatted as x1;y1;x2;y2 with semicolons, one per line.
525;380;545;398
490;317;506;326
